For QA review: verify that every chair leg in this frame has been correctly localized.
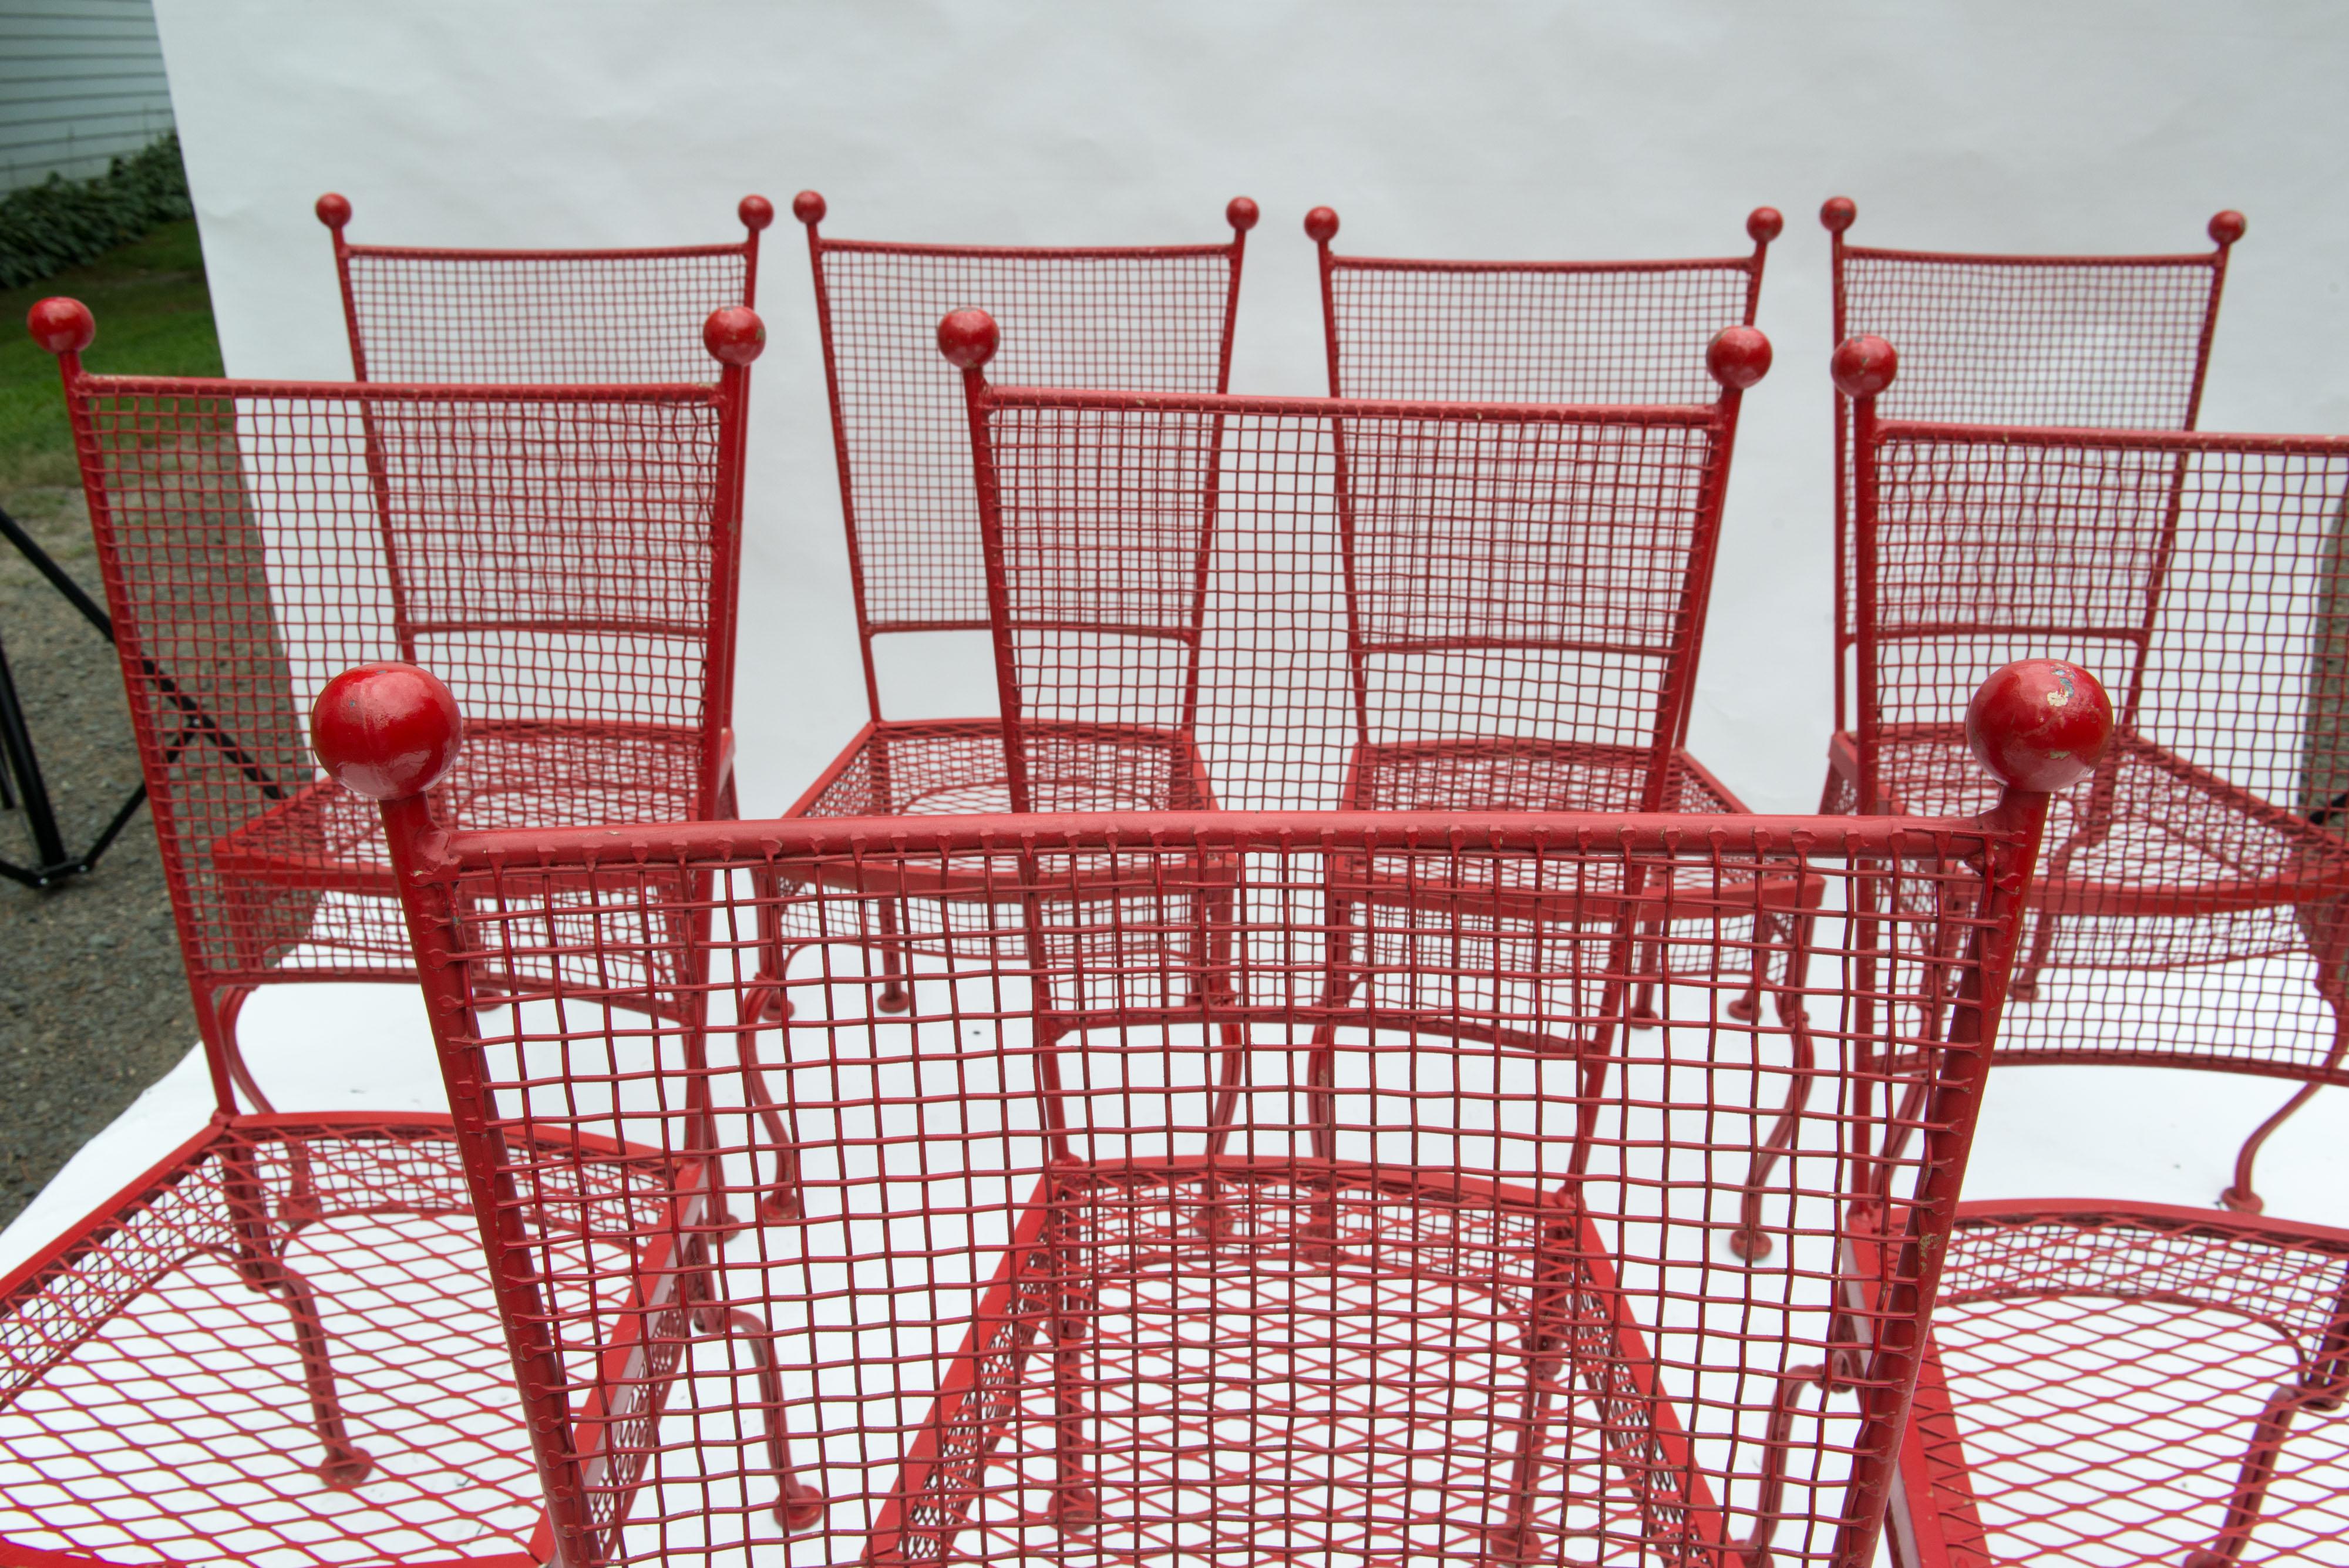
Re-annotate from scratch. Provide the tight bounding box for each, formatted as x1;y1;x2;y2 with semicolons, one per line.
1728;978;1816;1263
873;896;912;1014
1627;916;1665;1029
2222;917;2349;1213
2181;1386;2308;1567
2220;1078;2330;1214
211;984;328;1226
683;1270;827;1530
1728;1365;1835;1567
733;1025;806;1224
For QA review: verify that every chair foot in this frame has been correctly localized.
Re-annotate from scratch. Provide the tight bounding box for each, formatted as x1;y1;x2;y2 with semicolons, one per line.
1725;993;1760;1023
777;1468;828;1532
316;1442;374;1490
1055;1484;1101;1536
759;1186;804;1224
753;986;792;1022
2219;1183;2264;1215
877;982;911;1014
1627;1002;1660;1031
1727;1226;1772;1261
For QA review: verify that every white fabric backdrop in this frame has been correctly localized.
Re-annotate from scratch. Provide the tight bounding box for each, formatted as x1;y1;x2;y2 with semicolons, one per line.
11;0;2348;1263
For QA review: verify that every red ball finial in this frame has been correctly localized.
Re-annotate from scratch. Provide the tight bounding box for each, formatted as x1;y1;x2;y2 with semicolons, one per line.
739;194;775;232
26;297;95;355
1820;196;1857;235
2209;210;2247;247
1966;659;2113;793
1746;206;1784;244
1304;206;1340;244
1707;325;1772;391
1226;196;1260;233
311;662;463;802
315;192;352;230
1831;334;1897;399
704;306;766;366
937;308;999;371
792;190;826;226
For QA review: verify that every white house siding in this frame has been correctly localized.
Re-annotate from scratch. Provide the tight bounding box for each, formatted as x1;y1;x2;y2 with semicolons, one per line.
0;0;173;193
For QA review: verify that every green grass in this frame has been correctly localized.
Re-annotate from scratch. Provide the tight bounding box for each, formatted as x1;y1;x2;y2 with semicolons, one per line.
0;220;221;496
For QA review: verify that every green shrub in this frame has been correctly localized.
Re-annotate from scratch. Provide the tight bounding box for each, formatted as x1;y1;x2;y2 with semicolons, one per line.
0;134;193;291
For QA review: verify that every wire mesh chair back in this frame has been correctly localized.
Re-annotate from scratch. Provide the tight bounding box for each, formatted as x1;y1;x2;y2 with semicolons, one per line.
45;312;758;1071
1310;203;1779;404
334;654;2073;1568
954;322;1764;819
1838;346;2349;1207
317;191;772;383
796;193;1256;719
1823;198;2243;730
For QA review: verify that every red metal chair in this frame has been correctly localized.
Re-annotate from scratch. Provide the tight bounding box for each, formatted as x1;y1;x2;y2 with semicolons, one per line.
326;656;2082;1568
944;304;1793;1248
1832;334;2349;1214
317;190;773;382
1308;200;1780;403
1304;203;1781;994
772;193;1256;1014
1830;344;2349;1567
0;299;759;1568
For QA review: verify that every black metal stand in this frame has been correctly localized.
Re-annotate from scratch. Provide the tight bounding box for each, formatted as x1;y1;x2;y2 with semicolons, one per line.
1;502;288;890
0;503;146;888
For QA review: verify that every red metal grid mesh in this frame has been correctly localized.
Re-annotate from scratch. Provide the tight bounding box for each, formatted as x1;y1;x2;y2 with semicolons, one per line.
0;1118;668;1568
775;385;1748;995
1896;1204;2349;1568
1321;261;1762;404
1844;422;2349;1084
382;802;2047;1568
971;391;1735;817
1828;237;2229;726
67;374;738;992
341;248;753;383
806;238;1241;648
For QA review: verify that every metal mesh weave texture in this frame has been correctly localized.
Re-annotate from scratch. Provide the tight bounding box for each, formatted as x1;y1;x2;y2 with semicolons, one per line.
1828;237;2227;708
1897;1204;2349;1568
382;803;2044;1568
342;247;753;383
808;240;1240;644
971;389;1736;817
72;374;735;991
1324;259;1761;404
1847;423;2349;1082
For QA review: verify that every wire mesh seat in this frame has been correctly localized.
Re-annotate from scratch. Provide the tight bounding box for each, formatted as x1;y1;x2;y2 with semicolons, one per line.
0;300;762;1568
321;657;2083;1568
775;194;1256;1012
1869;1201;2349;1568
317;191;773;383
1825;345;2349;1566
